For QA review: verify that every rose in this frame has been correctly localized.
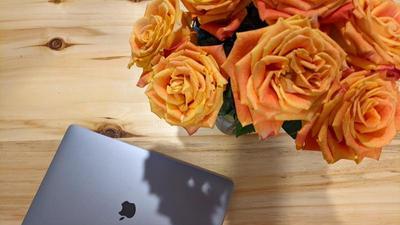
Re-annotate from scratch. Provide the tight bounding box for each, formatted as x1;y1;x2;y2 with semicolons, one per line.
253;0;351;25
221;15;346;139
296;70;400;163
129;0;190;85
326;0;400;77
143;42;228;135
181;0;252;40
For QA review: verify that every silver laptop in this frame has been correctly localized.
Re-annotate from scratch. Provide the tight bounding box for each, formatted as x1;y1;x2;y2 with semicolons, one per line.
22;125;233;225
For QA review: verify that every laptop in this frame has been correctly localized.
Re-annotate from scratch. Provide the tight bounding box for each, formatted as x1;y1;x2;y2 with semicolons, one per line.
22;125;233;225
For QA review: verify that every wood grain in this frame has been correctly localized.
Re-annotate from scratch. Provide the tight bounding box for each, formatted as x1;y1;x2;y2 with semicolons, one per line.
1;135;400;225
0;1;399;225
0;0;222;142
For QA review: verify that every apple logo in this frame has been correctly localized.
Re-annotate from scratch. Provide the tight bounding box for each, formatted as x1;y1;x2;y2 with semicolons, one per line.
119;201;136;221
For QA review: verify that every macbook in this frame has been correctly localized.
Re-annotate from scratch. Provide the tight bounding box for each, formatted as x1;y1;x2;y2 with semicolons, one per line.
22;125;233;225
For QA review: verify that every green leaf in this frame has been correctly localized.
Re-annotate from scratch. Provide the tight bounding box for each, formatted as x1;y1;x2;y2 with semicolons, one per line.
219;83;235;116
282;120;302;139
217;82;256;137
235;122;255;137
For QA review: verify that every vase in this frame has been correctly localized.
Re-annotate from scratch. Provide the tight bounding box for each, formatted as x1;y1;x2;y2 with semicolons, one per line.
215;114;236;135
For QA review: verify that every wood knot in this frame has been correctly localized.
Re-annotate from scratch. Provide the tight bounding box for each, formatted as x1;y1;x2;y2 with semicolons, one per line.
97;124;123;138
49;0;65;4
47;38;66;51
95;123;142;138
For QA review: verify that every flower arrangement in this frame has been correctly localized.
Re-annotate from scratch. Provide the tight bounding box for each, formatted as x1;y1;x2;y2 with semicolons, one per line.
129;0;400;164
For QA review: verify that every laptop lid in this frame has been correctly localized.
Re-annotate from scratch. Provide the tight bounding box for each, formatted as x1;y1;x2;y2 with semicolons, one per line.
22;125;233;225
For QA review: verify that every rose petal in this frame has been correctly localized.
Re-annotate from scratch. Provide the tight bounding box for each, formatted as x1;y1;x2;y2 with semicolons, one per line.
201;9;247;41
137;71;153;87
254;0;291;24
296;116;317;149
199;45;227;71
222;28;267;126
321;2;354;24
396;92;400;131
185;126;200;135
317;121;335;163
251;110;282;139
327;130;356;163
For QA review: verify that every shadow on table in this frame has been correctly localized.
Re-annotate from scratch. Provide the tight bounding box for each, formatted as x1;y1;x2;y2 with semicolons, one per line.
141;148;232;225
170;128;341;225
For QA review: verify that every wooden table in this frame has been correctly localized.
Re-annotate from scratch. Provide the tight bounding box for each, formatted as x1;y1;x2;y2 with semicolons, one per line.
0;1;399;225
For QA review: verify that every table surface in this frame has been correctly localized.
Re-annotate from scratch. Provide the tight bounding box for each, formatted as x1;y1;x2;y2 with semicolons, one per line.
0;1;399;225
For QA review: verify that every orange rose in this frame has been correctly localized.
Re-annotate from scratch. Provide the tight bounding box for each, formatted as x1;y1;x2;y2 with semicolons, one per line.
143;42;227;134
327;0;400;76
222;15;346;139
296;70;400;163
129;0;189;83
181;0;252;40
254;0;351;24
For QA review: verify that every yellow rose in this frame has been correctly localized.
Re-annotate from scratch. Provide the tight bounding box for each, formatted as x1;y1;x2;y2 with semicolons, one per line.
129;0;189;81
329;0;400;76
222;15;346;139
254;0;351;24
144;42;227;134
296;70;400;163
181;0;252;40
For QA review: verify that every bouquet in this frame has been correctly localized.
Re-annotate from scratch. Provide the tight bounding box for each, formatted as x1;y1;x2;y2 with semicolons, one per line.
129;0;400;164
